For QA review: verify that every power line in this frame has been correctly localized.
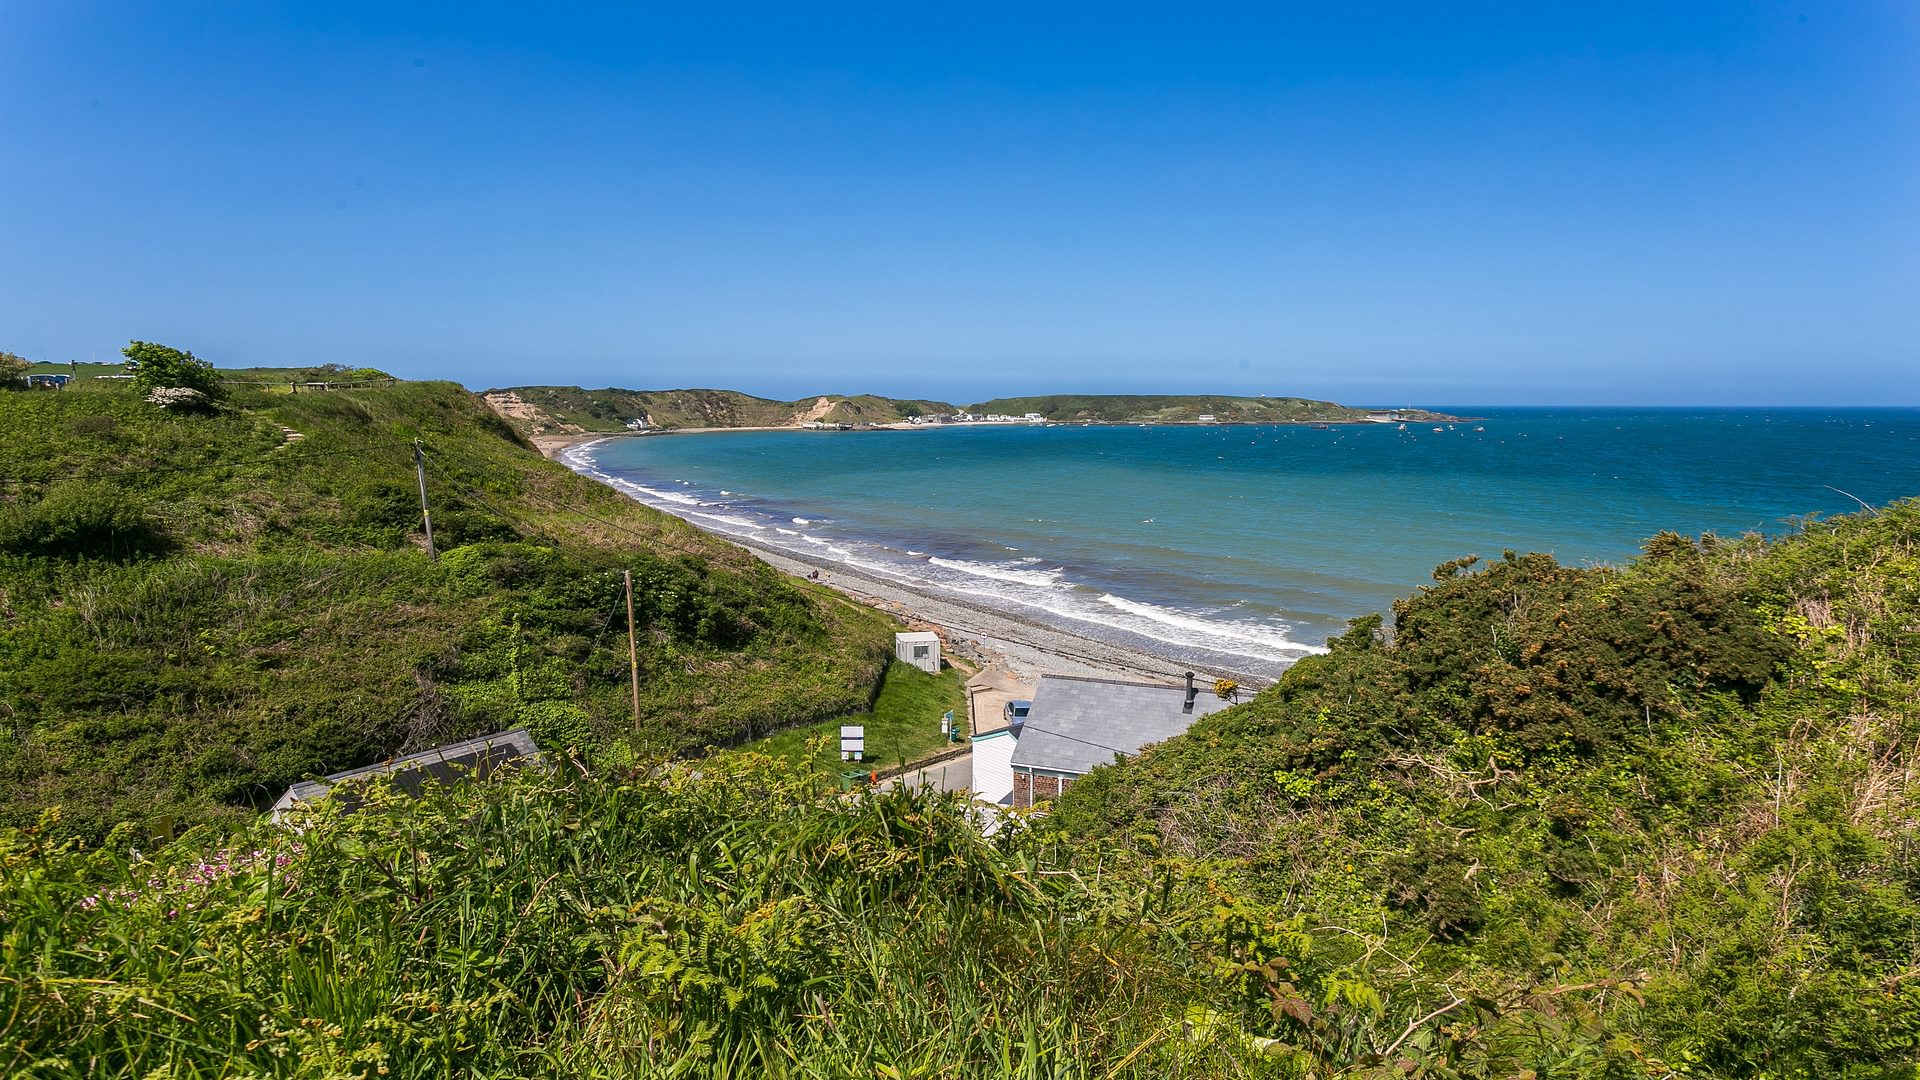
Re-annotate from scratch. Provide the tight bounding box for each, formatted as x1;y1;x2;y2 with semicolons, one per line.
1011;724;1139;759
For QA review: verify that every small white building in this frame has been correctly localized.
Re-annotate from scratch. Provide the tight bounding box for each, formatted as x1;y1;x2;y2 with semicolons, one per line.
969;726;1018;805
894;631;941;674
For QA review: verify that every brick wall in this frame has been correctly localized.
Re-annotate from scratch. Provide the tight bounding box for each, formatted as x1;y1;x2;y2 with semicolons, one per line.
1013;769;1079;810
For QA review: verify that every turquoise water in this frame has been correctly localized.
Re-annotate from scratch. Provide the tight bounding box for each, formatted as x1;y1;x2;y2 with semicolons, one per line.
564;409;1920;677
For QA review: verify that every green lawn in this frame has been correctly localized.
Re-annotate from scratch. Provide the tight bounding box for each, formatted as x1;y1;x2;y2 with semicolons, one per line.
748;659;969;773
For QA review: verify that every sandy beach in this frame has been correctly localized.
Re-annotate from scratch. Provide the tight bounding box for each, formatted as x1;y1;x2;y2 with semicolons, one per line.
534;432;1274;690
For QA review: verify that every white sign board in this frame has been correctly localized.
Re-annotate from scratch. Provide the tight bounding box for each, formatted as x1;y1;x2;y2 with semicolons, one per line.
840;724;865;762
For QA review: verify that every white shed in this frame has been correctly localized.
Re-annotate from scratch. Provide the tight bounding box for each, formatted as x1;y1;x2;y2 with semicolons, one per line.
969;727;1017;805
895;631;941;674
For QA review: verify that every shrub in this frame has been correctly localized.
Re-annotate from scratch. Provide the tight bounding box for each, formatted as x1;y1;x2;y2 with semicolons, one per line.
121;340;223;401
0;480;169;560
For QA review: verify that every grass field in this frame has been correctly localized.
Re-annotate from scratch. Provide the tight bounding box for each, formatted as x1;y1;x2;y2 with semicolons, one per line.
747;659;970;774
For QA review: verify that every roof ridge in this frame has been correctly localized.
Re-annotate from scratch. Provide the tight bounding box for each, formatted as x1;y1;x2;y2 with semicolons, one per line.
1036;673;1195;690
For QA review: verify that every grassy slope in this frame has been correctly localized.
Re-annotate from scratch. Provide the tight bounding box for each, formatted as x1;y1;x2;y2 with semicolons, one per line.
0;377;895;839
1053;504;1920;1075
488;385;955;434
746;659;970;774
2;758;1258;1079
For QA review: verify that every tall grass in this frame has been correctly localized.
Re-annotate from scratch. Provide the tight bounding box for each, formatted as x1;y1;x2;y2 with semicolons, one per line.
0;756;1263;1078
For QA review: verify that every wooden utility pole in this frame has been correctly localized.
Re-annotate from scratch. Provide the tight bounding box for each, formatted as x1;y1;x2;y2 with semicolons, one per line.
413;439;436;561
624;569;642;730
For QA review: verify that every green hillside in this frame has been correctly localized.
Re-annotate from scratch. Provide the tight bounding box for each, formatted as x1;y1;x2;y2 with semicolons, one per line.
5;353;1917;1075
485;385;955;435
7;500;1917;1077
0;370;895;839
1052;503;1920;1075
964;394;1453;424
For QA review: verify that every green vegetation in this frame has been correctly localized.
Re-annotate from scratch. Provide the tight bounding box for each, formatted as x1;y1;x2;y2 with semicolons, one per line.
965;394;1456;424
1;757;1259;1079
4;347;1917;1075
1053;503;1920;1076
14;501;1917;1076
0;350;27;384
0;364;895;840
486;386;956;435
747;659;970;773
121;340;224;402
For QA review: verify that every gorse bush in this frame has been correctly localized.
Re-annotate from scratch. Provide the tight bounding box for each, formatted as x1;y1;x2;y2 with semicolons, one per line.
0;480;169;560
1054;499;1920;1077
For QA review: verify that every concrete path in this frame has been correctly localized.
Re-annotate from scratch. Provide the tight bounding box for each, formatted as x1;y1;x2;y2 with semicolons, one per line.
890;754;973;795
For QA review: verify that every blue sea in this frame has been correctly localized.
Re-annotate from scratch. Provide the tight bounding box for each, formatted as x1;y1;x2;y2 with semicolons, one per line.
562;409;1920;678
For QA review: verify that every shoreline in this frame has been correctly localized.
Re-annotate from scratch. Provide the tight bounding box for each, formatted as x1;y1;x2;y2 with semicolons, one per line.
536;434;1278;689
739;536;1270;688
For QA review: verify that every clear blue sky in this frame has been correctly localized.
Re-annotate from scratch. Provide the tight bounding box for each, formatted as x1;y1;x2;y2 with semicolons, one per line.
3;3;1915;405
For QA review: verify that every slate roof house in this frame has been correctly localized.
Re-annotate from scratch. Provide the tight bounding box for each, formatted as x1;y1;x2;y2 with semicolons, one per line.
1008;673;1231;808
271;728;544;819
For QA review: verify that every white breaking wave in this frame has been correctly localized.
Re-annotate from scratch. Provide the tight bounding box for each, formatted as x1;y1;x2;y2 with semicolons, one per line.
792;517;813;525
687;511;761;530
928;557;1068;589
621;481;704;507
1098;594;1325;657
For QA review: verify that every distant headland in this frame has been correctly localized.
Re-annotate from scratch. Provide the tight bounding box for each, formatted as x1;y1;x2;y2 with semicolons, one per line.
483;384;1467;448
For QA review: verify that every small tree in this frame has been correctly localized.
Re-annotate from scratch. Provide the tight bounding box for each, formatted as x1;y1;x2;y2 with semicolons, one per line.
122;341;223;401
0;350;27;387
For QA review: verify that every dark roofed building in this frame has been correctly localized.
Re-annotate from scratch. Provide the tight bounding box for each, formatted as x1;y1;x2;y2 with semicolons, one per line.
271;728;543;818
1009;673;1232;808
